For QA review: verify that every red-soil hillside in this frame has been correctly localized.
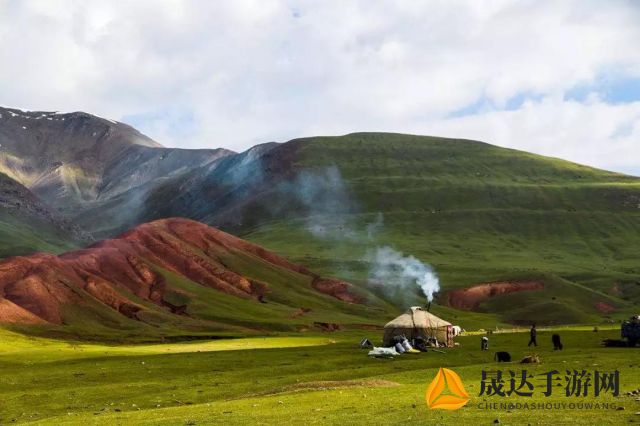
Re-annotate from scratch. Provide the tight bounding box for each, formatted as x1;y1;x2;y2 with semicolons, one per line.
0;218;362;327
446;281;545;310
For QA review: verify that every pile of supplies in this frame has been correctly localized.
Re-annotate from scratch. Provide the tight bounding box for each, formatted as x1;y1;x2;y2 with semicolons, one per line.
365;334;428;358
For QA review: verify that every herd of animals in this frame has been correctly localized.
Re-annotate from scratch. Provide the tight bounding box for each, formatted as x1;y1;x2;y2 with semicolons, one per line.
482;324;553;364
487;318;640;363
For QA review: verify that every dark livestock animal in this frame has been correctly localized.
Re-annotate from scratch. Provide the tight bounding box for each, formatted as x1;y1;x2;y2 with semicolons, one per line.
552;334;563;350
494;351;511;362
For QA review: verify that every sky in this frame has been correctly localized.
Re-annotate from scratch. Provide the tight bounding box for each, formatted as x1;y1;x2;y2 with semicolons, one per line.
1;0;639;174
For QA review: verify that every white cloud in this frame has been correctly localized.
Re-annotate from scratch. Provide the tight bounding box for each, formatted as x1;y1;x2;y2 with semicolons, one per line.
0;0;639;173
424;97;640;172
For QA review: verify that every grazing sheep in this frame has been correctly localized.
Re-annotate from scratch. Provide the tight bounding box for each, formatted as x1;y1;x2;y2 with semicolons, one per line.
520;355;540;364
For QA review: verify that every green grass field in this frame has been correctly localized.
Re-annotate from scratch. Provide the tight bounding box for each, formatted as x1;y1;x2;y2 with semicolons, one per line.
0;326;638;425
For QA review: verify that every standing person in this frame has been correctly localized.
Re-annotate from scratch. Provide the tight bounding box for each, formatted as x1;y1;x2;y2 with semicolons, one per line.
528;324;538;347
481;336;489;350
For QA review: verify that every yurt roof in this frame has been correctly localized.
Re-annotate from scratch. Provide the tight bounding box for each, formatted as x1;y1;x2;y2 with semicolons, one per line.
384;306;452;329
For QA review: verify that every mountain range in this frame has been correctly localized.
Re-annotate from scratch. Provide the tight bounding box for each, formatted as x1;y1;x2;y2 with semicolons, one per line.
1;105;639;333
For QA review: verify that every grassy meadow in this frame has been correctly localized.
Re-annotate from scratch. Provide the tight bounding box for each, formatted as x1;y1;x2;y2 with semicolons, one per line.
0;326;638;425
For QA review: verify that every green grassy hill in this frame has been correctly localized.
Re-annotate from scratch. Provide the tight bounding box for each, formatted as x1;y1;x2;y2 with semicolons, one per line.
0;213;78;257
238;133;640;325
0;172;83;257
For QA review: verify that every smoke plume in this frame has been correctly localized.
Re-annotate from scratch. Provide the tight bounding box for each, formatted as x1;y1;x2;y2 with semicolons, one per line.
367;246;440;302
284;164;440;305
287;165;360;241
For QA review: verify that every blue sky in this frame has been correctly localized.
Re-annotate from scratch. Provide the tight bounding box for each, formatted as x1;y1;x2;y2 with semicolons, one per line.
1;0;639;174
565;76;640;104
449;92;549;119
